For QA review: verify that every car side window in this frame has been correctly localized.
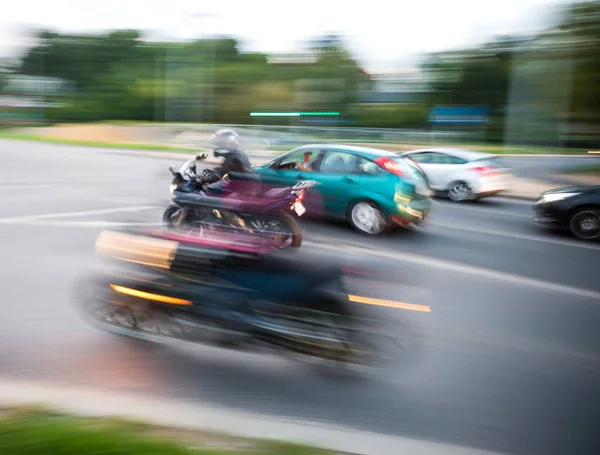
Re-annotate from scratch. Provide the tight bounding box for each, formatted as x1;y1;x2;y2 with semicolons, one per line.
276;149;321;170
425;153;445;164
439;154;467;165
410;152;433;164
320;151;359;174
421;152;466;165
357;157;384;175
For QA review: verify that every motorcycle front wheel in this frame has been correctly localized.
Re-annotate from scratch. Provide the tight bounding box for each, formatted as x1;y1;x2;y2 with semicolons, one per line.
163;203;187;231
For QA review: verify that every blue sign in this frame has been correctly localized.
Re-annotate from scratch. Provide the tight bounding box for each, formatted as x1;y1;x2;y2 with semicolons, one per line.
428;107;490;125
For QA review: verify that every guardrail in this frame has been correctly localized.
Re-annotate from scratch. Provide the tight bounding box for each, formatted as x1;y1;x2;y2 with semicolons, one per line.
145;123;480;148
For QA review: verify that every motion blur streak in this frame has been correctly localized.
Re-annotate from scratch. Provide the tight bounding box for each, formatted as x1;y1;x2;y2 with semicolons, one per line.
348;294;431;312
109;284;192;306
95;230;178;269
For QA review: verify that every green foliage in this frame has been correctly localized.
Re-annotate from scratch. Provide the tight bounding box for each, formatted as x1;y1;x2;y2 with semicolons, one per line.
0;413;195;455
344;104;428;128
15;30;366;125
0;407;335;455
12;2;600;141
421;2;600;145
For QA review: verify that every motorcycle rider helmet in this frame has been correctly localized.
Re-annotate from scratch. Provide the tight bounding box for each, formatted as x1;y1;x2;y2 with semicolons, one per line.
209;129;240;157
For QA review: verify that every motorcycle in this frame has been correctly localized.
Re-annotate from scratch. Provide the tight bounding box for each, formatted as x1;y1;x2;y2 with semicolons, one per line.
163;154;317;249
74;229;405;374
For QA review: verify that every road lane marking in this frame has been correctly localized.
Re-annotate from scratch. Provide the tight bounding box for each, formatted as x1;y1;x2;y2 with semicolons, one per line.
9;220;164;228
2;207;597;298
306;241;600;300
348;295;431;312
0;205;159;224
493;197;537;205
0;184;69;190
431;201;532;219
427;220;600;251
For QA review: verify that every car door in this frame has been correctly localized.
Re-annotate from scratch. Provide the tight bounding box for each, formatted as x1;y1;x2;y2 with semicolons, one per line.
309;150;364;218
258;149;322;185
434;153;468;189
355;156;398;202
408;152;460;190
257;148;325;213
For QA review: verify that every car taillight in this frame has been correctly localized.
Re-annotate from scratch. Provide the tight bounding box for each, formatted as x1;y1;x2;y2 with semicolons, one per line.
471;165;499;176
374;157;405;177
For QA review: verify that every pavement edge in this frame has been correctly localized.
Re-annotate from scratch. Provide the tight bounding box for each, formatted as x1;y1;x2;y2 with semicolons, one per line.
0;378;505;455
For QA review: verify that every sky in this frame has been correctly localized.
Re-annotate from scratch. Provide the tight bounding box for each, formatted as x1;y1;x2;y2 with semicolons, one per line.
1;0;568;72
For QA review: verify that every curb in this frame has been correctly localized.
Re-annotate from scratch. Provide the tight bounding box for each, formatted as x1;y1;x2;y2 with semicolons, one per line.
0;378;504;455
3;138;599;159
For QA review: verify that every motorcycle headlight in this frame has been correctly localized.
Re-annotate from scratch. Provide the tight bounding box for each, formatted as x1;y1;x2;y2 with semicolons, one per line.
542;192;580;203
169;183;177;194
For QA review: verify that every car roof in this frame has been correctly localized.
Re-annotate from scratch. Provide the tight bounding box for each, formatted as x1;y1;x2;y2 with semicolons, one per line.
289;144;399;159
402;148;495;161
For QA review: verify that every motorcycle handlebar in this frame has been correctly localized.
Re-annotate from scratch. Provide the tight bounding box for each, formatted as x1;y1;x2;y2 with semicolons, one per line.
292;180;320;190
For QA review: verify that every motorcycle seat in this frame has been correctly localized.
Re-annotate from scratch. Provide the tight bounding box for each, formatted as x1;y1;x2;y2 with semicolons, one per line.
263;187;290;199
260;250;342;283
227;172;262;183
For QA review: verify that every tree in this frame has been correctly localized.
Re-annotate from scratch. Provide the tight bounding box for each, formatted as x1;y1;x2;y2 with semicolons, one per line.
13;28;370;124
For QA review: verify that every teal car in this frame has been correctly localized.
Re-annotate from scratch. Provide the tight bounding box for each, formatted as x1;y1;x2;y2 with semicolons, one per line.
254;144;432;234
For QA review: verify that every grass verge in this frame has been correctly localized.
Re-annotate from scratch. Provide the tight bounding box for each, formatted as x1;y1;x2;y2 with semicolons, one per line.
0;406;338;455
0;133;198;153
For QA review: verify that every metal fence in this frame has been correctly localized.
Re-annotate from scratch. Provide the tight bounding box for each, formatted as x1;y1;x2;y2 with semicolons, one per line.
143;123;480;150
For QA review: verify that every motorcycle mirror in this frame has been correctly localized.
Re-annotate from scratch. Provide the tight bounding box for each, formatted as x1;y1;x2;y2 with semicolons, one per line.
168;165;178;174
197;153;208;161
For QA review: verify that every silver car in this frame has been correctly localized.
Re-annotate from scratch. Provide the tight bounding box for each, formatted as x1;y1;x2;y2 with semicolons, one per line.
401;148;510;202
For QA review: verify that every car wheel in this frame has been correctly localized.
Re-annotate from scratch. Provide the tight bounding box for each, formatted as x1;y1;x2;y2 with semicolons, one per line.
569;207;600;240
348;201;386;235
448;181;472;202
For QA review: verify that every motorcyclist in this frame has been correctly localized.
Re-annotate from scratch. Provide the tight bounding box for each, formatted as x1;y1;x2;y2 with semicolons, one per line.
200;129;257;196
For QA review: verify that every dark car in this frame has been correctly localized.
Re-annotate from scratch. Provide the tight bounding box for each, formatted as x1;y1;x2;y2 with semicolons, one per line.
533;185;600;240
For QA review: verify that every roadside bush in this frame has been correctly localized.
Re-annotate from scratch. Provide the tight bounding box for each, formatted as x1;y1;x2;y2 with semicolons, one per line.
344;103;428;128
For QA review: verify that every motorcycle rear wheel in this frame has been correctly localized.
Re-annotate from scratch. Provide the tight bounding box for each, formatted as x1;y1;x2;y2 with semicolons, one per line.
265;213;302;249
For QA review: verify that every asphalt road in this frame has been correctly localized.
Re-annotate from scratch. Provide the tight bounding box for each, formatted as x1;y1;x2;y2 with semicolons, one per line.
1;139;600;455
497;155;600;181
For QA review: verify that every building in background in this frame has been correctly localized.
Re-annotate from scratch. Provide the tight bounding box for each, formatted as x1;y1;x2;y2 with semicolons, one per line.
1;74;72;123
358;67;427;104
